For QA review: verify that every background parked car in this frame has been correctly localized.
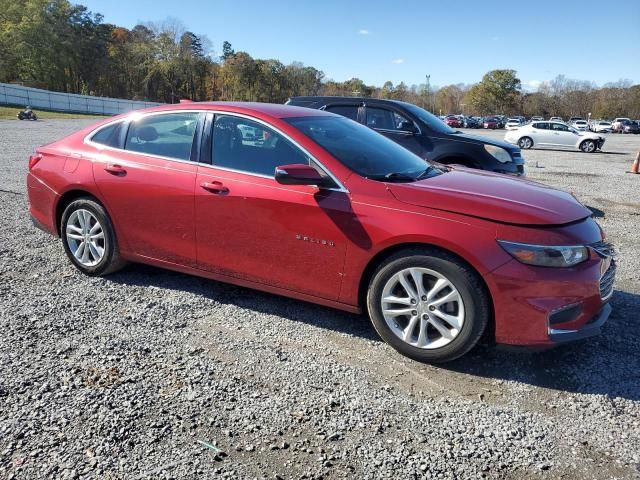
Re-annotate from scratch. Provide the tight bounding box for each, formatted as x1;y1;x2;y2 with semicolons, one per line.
612;117;632;133
445;115;463;128
619;120;640;134
549;116;564;122
570;119;589;131
592;120;613;133
465;116;482;128
505;118;523;130
286;96;525;174
530;116;544;122
504;121;605;152
483;117;500;129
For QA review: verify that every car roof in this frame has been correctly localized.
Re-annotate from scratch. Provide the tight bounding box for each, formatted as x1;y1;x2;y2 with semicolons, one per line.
130;101;334;119
289;95;413;108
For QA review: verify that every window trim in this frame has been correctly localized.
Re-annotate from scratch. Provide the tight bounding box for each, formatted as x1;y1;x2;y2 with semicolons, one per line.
84;109;348;193
122;111;203;163
207;112;347;192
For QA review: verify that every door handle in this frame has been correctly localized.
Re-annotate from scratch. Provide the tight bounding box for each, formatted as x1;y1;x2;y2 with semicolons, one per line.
200;181;228;194
104;164;126;175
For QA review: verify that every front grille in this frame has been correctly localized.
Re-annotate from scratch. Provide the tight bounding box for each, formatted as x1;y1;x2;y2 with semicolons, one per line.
599;260;616;301
590;241;616;301
591;240;616;258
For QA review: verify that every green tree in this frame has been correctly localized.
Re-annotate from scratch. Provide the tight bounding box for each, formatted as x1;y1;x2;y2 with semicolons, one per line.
466;69;521;114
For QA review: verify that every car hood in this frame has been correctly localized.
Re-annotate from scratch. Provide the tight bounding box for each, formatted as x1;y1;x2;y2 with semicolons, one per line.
388;169;592;225
452;132;519;152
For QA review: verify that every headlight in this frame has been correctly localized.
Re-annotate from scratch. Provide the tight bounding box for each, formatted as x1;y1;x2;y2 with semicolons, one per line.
484;144;512;163
497;240;589;267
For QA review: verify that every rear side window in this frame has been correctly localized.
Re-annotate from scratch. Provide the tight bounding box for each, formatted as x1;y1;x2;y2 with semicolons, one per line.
91;122;122;147
212;115;309;177
325;105;358;121
533;122;549;130
125;112;200;161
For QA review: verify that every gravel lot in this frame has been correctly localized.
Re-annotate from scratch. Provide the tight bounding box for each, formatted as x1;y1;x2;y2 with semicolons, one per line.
1;119;639;479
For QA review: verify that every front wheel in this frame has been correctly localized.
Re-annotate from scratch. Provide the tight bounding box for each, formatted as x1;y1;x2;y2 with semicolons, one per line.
518;137;533;149
367;249;489;363
61;198;126;276
580;140;596;153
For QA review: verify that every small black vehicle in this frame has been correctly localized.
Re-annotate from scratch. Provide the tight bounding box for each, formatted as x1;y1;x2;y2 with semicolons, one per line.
286;96;524;175
17;106;37;121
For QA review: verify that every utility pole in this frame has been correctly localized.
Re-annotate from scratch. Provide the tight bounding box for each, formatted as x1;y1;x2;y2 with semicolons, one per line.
425;74;431;112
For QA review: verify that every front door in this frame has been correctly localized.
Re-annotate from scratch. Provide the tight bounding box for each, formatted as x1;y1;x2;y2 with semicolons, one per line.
194;113;352;300
549;122;575;146
92;111;201;266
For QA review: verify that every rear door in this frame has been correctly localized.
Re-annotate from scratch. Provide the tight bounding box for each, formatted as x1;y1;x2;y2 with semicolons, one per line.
91;111;202;267
531;122;552;145
363;105;423;156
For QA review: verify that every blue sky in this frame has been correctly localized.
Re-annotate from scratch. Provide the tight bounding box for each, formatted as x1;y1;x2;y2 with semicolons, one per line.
81;0;640;89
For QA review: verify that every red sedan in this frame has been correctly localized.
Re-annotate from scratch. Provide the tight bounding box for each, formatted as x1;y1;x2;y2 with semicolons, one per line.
444;115;463;128
27;103;615;363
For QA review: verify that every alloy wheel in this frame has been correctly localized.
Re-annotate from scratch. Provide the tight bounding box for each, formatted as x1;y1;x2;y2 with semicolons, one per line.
380;267;465;350
65;209;105;267
519;137;532;149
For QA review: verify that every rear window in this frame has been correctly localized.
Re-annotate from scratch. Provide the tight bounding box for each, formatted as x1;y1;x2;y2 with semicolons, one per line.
91;122;122;148
324;105;359;121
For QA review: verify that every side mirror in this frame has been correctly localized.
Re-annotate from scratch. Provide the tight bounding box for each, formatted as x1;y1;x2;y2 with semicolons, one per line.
275;164;334;188
398;121;418;133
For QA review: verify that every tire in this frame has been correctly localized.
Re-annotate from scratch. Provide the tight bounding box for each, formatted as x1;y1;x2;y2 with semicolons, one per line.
580;140;596;153
518;136;533;149
32;114;37;121
366;248;489;363
18;114;24;120
60;197;126;276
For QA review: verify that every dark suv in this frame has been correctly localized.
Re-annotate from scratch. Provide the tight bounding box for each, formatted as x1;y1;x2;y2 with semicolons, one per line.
286;97;525;175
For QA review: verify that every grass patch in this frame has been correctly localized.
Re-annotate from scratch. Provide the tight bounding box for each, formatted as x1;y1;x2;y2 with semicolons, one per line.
0;105;107;120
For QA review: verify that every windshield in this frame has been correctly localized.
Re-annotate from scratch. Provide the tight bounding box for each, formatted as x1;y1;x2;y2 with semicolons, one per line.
396;102;457;134
285;116;441;181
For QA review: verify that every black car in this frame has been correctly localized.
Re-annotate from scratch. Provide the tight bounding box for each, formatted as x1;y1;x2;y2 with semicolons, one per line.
286;97;524;175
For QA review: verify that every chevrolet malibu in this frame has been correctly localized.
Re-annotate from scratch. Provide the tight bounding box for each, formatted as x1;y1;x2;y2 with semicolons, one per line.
27;103;616;363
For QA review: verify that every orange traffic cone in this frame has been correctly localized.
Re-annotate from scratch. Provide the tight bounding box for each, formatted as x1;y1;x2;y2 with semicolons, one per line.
630;151;640;174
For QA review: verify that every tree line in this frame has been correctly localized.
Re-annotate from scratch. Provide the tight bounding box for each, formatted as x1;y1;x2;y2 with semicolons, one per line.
1;0;639;119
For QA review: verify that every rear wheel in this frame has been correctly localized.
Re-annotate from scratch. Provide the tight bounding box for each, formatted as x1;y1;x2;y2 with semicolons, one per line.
518;137;533;149
367;249;489;363
580;140;596;153
61;198;126;276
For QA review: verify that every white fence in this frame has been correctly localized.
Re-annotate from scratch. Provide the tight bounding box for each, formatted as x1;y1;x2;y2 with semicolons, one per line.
0;83;161;115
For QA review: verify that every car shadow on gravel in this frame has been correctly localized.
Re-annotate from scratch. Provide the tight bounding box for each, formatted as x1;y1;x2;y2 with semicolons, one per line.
530;148;627;155
107;264;380;341
107;266;639;401
445;290;640;402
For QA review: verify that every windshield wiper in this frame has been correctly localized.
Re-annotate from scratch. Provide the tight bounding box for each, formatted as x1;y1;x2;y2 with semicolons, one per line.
367;172;417;182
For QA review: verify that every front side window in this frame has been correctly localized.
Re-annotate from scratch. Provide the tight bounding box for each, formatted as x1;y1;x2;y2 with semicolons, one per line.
212;115;309;176
285;116;439;181
366;107;412;131
125;112;199;161
551;123;569;132
325;105;358;121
